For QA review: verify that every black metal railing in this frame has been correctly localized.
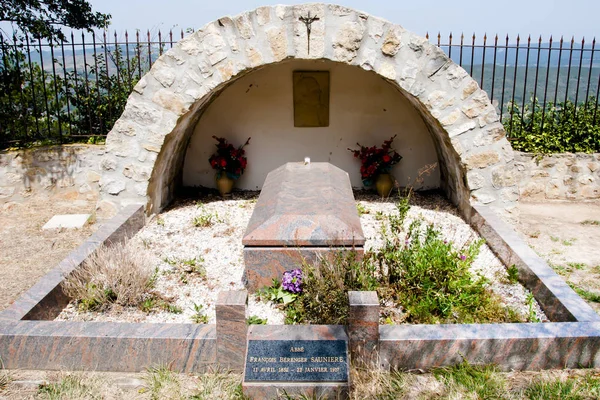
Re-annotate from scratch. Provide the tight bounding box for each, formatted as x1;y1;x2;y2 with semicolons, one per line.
0;29;185;149
1;29;599;150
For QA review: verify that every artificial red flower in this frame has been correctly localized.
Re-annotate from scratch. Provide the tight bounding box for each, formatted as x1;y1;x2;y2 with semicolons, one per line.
348;135;402;186
208;136;251;180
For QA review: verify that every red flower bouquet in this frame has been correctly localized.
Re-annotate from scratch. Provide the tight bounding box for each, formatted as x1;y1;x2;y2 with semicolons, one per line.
208;136;251;180
348;135;402;186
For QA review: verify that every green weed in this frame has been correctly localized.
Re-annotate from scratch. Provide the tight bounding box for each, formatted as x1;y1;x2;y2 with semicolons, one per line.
507;265;520;284
356;203;368;216
567;262;585;270
247;315;268;325
191;303;209;324
526;292;540;322
193;206;223;227
568;282;600;303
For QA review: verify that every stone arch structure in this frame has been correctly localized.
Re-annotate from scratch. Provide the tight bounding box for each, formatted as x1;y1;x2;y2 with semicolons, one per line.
99;3;517;218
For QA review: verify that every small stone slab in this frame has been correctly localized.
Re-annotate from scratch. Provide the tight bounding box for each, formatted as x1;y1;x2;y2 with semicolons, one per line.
243;325;349;398
242;162;365;246
42;214;91;230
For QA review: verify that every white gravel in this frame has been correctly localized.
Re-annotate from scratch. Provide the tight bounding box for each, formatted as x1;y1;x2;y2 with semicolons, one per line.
57;191;546;324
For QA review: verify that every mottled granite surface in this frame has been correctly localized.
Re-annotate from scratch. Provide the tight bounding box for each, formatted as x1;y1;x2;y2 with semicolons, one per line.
242;163;365;246
0;320;216;372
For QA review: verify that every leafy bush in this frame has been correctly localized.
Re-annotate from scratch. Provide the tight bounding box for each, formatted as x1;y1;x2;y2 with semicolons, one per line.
262;196;524;325
62;242;157;311
282;252;379;325
504;97;600;153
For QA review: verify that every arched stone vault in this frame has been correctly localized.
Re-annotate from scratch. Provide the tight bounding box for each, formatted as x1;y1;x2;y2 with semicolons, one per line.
99;3;517;218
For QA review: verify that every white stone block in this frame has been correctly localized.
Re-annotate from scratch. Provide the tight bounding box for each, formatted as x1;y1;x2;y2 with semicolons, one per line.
42;214;91;230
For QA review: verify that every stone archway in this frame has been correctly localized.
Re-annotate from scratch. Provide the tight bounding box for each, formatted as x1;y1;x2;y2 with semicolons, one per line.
98;3;517;218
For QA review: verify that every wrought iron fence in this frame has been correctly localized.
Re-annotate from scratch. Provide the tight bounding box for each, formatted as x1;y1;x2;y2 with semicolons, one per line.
0;29;599;150
0;29;185;149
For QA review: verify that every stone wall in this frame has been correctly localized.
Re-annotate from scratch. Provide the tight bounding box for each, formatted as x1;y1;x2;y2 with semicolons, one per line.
0;145;104;206
98;3;516;218
516;152;600;201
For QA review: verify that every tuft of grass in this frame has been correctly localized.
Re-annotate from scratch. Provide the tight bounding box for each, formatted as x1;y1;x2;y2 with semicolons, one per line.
524;374;600;399
247;315;267;325
581;220;600;226
528;231;541;238
506;265;520;284
568;282;600;303
562;238;576;246
550;236;560;242
432;361;506;400
190;369;246;399
193;206;223;228
37;373;101;400
567;262;585;270
61;242;156;312
350;363;410;399
156;217;165;226
0;358;10;392
190;303;209;324
143;366;183;400
356;203;368;216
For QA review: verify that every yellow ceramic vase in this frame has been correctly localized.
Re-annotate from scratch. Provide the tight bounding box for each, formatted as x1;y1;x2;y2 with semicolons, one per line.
375;173;394;198
216;173;234;197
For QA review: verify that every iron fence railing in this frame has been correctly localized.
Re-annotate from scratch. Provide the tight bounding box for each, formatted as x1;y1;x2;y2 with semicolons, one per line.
0;29;599;149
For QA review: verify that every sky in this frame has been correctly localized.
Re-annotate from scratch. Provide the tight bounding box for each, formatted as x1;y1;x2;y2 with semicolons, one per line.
86;0;599;41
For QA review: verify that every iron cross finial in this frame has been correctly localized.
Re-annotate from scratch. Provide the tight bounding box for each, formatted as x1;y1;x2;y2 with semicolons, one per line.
299;12;320;54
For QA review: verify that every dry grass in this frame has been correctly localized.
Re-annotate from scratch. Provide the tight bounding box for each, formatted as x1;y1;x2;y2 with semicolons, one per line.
61;241;155;311
0;197;96;311
0;358;10;392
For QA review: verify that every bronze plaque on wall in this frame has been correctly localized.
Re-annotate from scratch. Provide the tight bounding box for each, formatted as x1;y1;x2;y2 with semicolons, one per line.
293;71;330;127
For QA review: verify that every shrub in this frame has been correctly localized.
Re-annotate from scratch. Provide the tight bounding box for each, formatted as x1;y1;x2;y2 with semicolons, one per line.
264;196;524;325
504;97;600;153
61;242;156;311
284;251;378;325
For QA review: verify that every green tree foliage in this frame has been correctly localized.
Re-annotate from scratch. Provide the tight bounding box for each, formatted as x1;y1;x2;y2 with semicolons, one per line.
67;46;140;138
503;98;600;153
0;0;110;42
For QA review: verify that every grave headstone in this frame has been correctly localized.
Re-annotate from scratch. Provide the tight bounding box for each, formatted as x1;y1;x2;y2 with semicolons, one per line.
242;162;364;291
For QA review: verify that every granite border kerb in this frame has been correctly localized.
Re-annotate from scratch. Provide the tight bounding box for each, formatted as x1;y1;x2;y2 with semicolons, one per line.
469;204;600;323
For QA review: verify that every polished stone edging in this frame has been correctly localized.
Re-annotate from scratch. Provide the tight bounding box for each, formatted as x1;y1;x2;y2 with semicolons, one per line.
2;203;600;374
379;204;600;371
0;204;219;372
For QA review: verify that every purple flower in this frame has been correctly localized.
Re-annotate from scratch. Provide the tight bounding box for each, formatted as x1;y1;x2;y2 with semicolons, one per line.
459;254;466;261
282;269;303;293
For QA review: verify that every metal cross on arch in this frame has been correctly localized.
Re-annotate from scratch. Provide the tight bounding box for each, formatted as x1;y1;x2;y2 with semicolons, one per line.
299;12;320;54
